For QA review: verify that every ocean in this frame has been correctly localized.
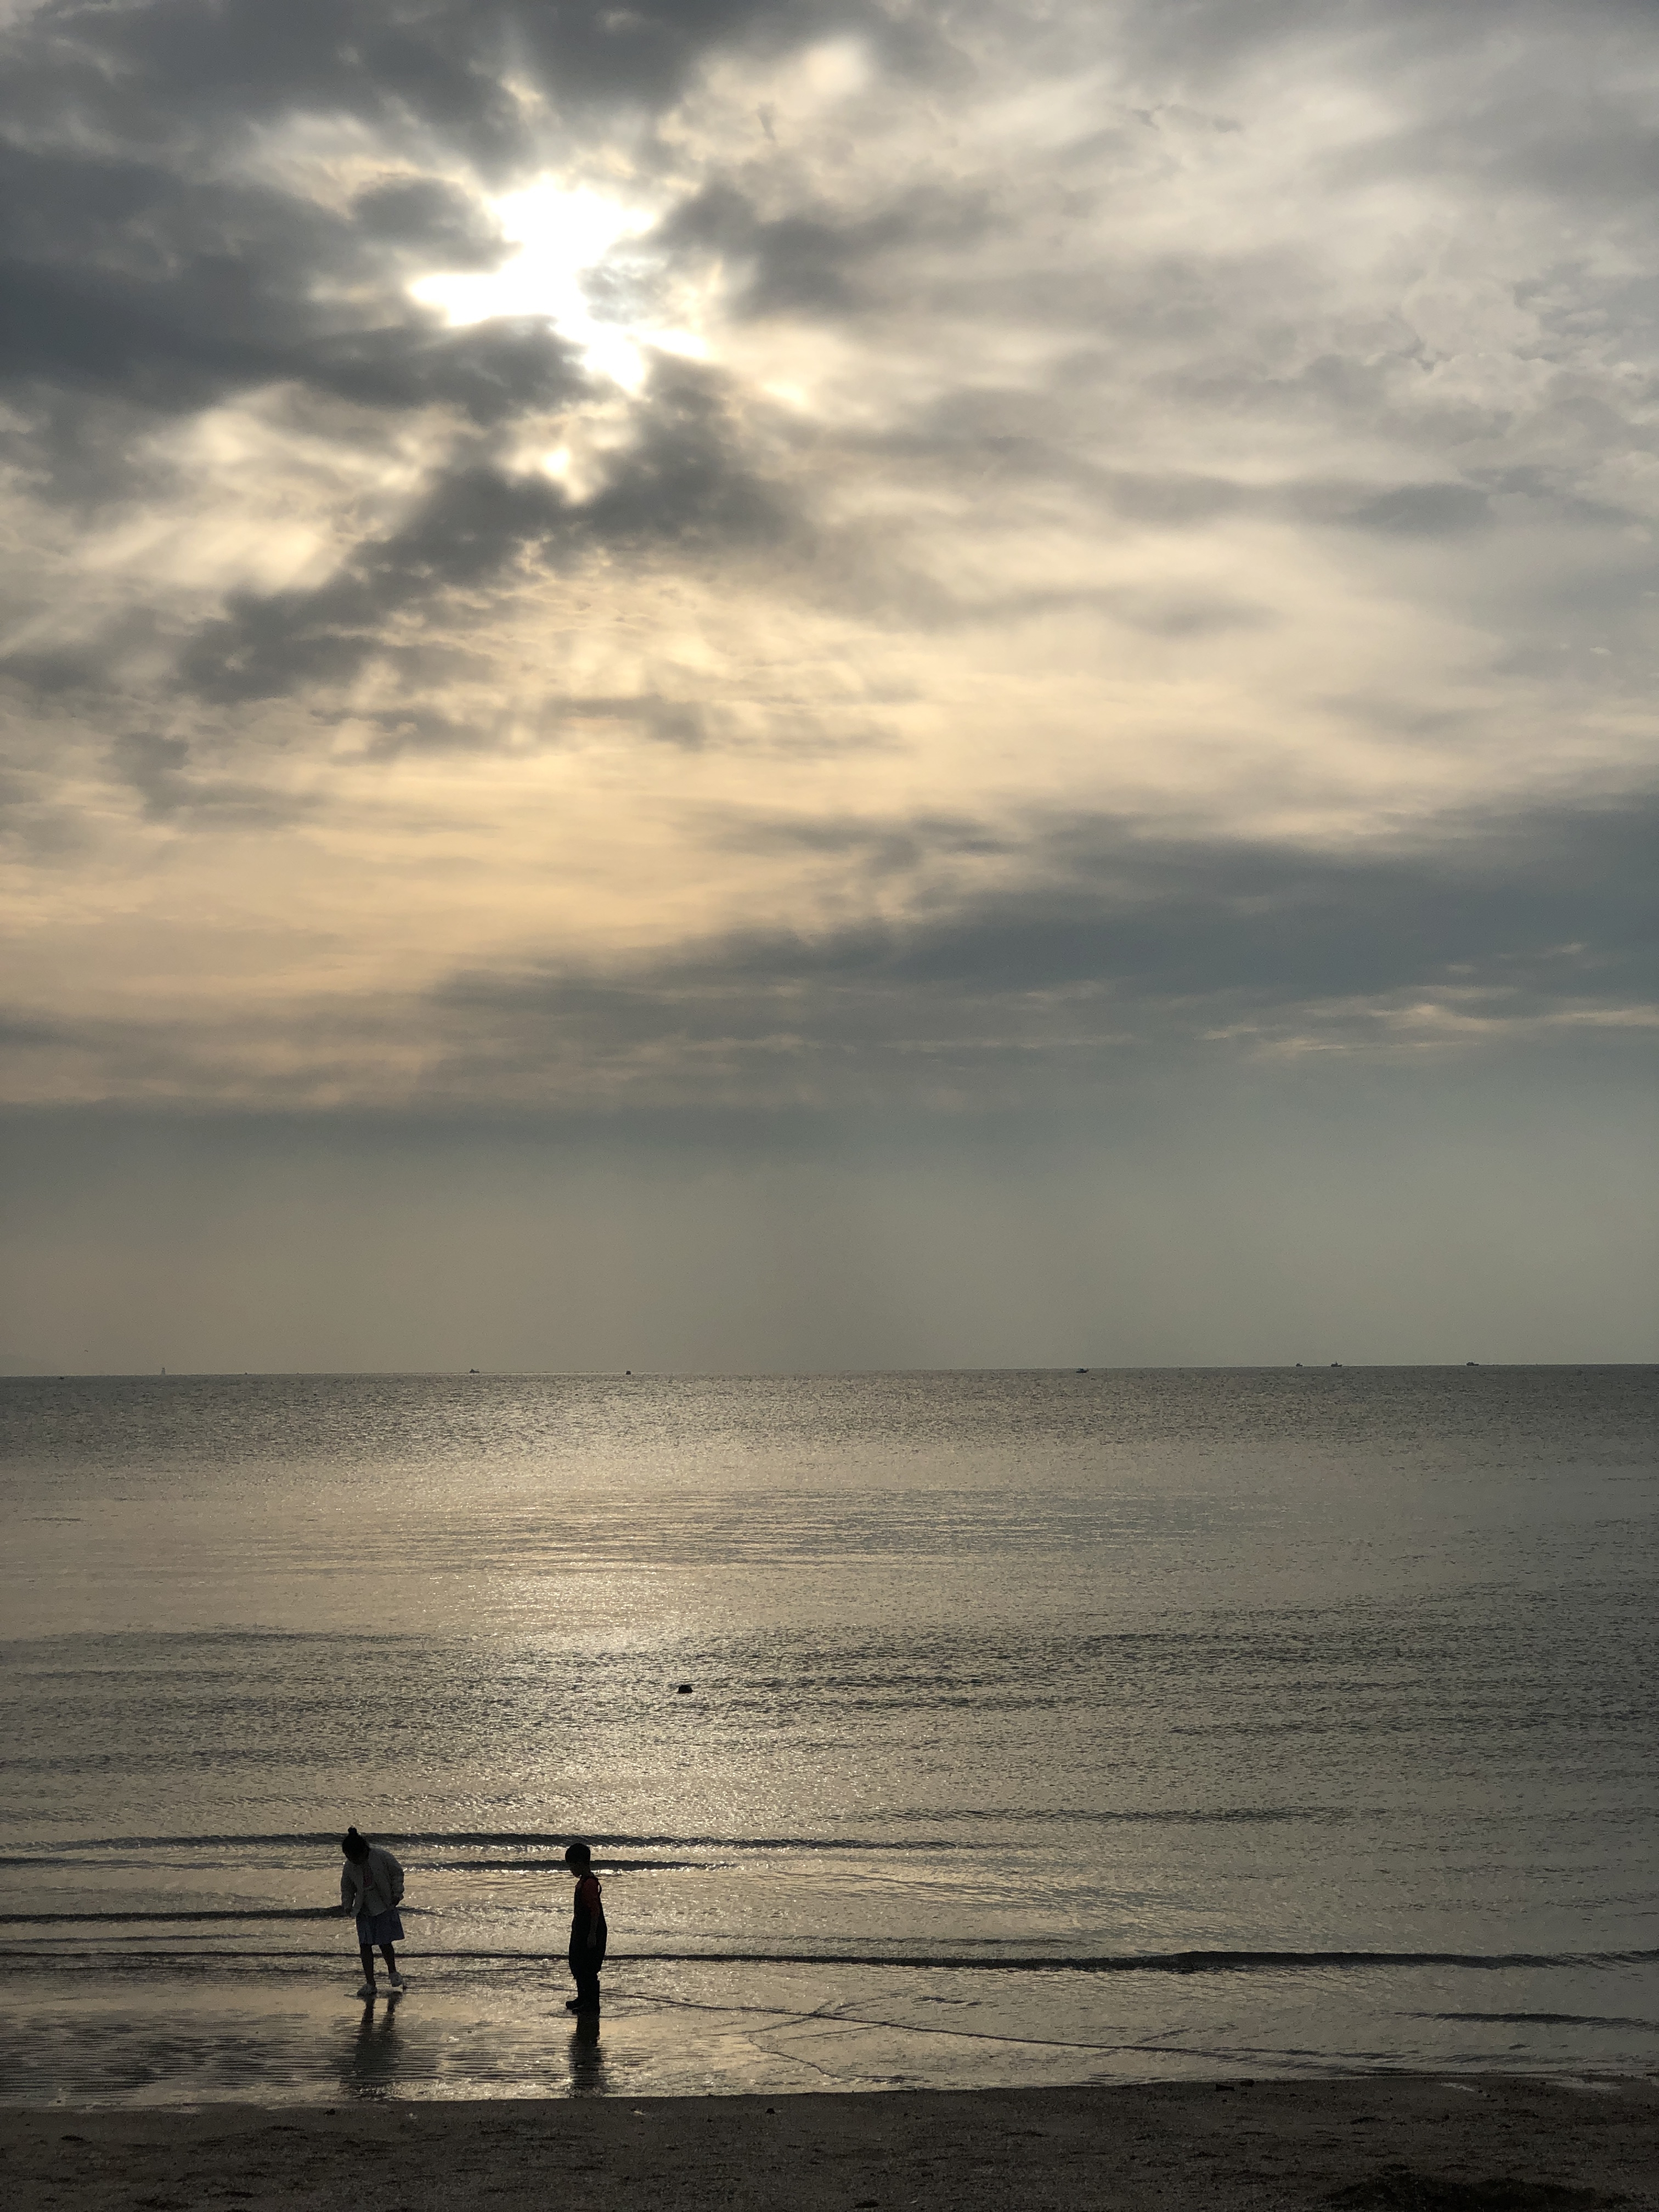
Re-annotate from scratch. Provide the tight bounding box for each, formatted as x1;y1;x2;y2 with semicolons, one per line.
2;1368;1655;2106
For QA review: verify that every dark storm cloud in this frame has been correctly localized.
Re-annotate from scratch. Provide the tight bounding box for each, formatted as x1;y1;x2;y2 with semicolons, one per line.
425;795;1659;1102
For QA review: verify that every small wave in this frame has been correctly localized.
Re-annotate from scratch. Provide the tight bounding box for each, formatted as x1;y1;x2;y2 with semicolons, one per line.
602;1947;1659;1974
1429;2011;1659;2029
0;1908;354;1923
3;1940;1654;1972
0;1816;1335;1854
445;1858;712;1872
2;1831;977;1854
879;1807;1357;1827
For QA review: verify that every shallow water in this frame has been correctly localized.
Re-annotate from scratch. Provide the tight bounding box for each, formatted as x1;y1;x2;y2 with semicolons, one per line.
2;1368;1655;2102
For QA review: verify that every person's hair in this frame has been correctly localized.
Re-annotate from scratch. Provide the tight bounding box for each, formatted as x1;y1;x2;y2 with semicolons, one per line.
341;1826;371;1862
563;1841;591;1869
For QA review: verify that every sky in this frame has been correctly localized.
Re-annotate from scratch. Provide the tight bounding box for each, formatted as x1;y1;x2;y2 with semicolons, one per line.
1;0;1655;1372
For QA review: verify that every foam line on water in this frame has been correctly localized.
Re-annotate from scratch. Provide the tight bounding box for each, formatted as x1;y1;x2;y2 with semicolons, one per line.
3;1945;1655;1972
2;1833;952;1853
0;1853;712;1870
608;1947;1659;1973
0;1909;347;1923
0;1815;1331;1854
1426;2011;1659;2028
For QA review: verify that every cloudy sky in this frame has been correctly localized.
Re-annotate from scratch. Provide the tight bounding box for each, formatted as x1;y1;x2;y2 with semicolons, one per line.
1;0;1654;1370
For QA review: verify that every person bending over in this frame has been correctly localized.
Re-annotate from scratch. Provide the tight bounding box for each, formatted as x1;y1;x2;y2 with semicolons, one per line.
340;1826;405;2000
564;1841;607;2014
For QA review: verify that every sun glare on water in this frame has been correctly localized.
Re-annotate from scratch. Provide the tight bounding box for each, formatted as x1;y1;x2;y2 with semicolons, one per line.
409;179;705;391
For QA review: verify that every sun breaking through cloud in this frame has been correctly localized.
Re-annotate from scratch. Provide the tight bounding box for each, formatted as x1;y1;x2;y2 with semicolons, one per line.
0;0;1654;1365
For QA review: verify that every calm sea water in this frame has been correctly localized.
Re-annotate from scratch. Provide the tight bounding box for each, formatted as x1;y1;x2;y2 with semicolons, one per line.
2;1368;1655;2105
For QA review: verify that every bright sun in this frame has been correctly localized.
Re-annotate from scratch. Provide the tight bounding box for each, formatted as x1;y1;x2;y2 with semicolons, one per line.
409;179;704;391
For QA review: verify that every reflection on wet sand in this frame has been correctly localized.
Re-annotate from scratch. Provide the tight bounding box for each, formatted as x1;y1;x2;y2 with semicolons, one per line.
346;1991;403;2098
332;1983;608;2103
568;2013;606;2096
8;1945;1659;2105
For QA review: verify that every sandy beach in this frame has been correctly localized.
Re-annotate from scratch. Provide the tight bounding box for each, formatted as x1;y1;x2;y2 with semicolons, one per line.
5;2076;1655;2212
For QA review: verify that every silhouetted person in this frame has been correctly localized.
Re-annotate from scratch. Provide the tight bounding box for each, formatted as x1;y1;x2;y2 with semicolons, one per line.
340;1826;405;1999
564;1840;606;2013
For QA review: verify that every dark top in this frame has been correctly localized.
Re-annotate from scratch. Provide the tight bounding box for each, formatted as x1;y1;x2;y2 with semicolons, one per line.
569;1871;607;1958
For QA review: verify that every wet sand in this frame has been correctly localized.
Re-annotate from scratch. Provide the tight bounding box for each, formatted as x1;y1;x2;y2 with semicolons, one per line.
5;2075;1656;2212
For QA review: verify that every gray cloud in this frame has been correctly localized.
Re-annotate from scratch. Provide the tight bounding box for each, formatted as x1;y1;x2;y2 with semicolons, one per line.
177;357;788;707
1345;485;1493;538
658;177;996;318
349;176;510;267
415;795;1659;1108
0;137;584;441
545;694;712;748
0;1;894;522
3;0;1658;1132
5;0;1654;675
9;789;1648;1116
354;691;718;757
176;467;573;704
1111;0;1659;88
0;0;896;179
108;731;317;826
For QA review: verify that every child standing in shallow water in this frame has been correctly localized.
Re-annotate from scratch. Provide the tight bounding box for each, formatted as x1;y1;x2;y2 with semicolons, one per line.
564;1841;606;2013
340;1826;405;2000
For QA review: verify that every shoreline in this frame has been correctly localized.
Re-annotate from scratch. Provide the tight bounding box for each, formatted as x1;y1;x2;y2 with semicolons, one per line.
6;2076;1657;2212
